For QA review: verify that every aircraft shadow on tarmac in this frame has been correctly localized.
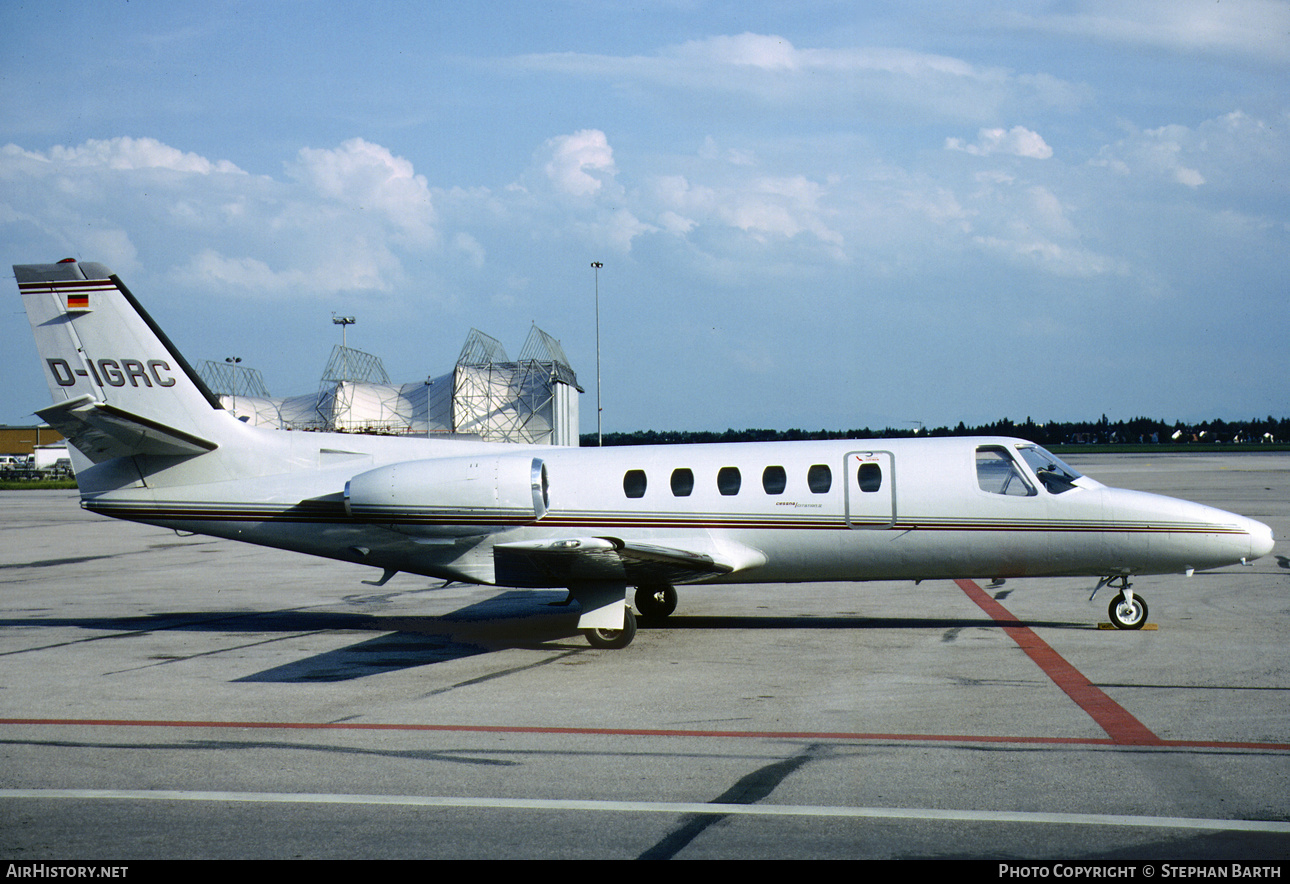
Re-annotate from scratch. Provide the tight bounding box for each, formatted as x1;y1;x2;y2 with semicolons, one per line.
2;589;1089;683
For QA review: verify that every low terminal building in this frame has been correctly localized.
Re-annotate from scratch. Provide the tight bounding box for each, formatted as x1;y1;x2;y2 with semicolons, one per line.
0;425;64;457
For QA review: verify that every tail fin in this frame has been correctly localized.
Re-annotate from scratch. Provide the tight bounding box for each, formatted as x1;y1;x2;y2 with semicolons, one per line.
16;260;230;464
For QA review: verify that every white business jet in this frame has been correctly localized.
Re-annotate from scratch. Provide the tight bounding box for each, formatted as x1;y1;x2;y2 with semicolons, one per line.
15;261;1275;649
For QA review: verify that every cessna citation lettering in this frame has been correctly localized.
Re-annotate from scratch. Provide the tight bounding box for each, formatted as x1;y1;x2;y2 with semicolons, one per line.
15;261;1275;649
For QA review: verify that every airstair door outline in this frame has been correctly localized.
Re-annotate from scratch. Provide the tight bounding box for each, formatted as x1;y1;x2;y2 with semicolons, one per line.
844;450;895;530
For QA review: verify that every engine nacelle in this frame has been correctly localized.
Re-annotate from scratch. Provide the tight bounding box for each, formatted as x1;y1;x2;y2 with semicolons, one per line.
345;455;548;529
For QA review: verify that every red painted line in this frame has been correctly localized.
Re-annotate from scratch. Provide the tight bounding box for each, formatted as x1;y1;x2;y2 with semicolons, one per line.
0;718;1286;751
955;579;1162;746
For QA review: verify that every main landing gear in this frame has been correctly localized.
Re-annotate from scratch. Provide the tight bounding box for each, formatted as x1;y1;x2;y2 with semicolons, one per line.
634;584;678;621
584;607;637;650
579;583;678;649
1096;576;1149;630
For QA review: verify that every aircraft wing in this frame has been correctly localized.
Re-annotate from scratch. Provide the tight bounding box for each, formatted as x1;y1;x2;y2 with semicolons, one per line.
37;394;219;463
493;536;736;588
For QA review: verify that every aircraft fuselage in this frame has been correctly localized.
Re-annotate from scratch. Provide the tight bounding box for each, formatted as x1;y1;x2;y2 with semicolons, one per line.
74;428;1273;589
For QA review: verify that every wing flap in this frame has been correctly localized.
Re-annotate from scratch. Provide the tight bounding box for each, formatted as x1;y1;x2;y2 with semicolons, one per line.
493;536;735;588
37;395;218;463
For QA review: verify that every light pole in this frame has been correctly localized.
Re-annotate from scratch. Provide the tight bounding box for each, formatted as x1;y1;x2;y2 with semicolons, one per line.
591;262;603;446
332;313;355;348
225;357;241;411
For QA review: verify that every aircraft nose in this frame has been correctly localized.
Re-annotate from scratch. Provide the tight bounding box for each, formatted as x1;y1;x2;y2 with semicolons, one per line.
1247;518;1275;562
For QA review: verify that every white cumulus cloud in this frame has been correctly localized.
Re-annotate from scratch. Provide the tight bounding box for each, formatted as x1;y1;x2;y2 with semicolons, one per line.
540;129;617;198
946;126;1053;159
288;138;436;245
43;136;246;174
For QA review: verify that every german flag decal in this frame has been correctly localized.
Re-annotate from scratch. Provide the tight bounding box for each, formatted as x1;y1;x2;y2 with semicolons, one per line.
17;277;115;312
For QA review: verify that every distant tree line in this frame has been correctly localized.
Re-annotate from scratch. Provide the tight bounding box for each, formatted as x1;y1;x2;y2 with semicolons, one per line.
582;415;1289;448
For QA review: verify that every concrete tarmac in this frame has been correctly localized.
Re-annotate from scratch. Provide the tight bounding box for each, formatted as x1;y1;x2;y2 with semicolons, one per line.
0;452;1286;860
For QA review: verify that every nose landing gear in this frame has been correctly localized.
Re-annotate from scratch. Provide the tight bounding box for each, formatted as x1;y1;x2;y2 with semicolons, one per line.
1108;590;1148;630
1095;576;1149;630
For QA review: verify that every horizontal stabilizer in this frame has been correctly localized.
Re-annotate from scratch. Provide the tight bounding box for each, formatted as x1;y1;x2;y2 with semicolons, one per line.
494;536;734;588
36;394;218;463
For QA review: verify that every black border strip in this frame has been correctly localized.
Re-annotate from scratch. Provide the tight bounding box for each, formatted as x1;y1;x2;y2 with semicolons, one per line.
109;274;224;410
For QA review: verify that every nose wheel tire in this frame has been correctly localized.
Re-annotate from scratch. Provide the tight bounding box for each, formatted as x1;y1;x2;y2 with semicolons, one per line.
1108;592;1148;630
584;607;637;649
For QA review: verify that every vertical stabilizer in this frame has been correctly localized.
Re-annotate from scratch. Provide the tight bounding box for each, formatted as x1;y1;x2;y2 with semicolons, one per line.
15;261;232;463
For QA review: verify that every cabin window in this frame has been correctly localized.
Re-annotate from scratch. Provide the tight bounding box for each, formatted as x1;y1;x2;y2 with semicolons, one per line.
856;462;882;493
976;447;1036;496
670;468;694;497
623;469;647;499
762;465;787;494
807;464;832;493
717;466;741;496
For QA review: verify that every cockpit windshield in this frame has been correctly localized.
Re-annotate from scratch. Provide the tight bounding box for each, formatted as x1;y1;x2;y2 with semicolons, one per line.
1016;445;1083;494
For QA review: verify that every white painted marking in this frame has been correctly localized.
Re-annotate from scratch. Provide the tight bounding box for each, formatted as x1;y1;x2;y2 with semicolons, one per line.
2;789;1288;833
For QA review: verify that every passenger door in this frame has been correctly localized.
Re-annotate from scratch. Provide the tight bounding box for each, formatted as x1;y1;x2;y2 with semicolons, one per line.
844;450;895;529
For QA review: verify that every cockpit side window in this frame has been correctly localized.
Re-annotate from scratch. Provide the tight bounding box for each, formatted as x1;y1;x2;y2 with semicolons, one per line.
976;446;1036;496
1017;445;1082;494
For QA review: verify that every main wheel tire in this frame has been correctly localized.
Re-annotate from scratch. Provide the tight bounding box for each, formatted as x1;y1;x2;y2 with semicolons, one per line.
635;584;678;620
1108;592;1148;630
585;607;637;649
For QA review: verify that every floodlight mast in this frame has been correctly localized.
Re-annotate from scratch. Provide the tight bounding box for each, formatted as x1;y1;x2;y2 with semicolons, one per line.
225;357;241;410
591;262;603;446
332;313;356;348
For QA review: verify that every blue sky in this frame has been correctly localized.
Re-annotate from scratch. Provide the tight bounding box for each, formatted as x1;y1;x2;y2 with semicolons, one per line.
3;1;1288;433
